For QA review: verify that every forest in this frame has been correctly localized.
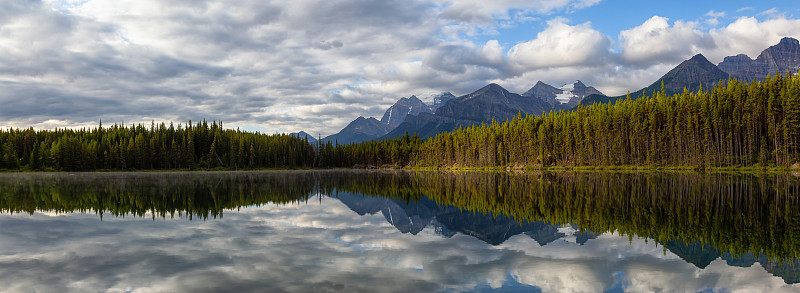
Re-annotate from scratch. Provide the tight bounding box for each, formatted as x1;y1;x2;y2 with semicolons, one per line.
1;73;799;170
409;73;800;168
0;120;318;171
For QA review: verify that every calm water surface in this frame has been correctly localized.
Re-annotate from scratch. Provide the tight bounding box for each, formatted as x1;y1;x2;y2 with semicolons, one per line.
0;170;798;292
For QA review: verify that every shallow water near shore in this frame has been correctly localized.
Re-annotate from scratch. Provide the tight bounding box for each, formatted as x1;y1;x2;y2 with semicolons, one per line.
0;170;798;292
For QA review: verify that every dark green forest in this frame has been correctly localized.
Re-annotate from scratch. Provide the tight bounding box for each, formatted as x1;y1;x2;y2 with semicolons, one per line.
412;74;800;168
1;73;800;170
0;120;319;171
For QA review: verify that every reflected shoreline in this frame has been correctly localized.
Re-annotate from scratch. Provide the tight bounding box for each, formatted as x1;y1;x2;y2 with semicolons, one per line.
1;170;799;284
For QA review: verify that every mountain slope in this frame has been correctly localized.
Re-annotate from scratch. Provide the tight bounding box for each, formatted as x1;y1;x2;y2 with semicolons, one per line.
524;80;604;109
581;54;728;106
718;37;800;82
379;95;434;129
323;117;391;145
430;92;456;109
290;131;318;144
436;83;551;122
383;84;552;140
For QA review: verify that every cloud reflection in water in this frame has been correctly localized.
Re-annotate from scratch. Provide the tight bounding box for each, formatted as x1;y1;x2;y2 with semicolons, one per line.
0;193;798;293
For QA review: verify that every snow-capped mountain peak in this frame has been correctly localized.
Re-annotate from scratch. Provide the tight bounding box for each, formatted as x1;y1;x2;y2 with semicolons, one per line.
523;80;603;109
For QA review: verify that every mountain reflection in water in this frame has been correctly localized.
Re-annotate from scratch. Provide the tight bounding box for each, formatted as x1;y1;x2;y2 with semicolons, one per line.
0;170;798;292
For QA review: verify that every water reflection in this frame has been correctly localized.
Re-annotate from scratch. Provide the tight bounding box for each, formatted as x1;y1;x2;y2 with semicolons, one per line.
0;170;798;292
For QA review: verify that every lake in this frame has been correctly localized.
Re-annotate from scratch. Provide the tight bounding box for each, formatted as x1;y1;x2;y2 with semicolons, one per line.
0;170;798;292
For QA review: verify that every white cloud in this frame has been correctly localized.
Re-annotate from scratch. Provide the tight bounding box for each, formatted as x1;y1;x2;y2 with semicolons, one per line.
619;16;714;66
706;10;726;18
508;18;612;71
758;8;786;19
1;0;800;136
705;10;726;26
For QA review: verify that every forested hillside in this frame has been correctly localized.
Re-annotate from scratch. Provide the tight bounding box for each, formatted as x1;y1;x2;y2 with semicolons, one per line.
1;73;799;171
411;74;800;168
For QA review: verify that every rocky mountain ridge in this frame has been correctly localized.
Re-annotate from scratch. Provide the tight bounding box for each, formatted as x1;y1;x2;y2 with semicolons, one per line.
320;37;800;144
718;37;800;82
523;80;604;110
582;37;800;106
379;95;434;129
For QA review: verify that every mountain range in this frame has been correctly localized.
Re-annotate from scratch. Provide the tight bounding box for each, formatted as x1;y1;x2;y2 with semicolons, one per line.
322;80;602;144
719;37;800;82
307;37;800;145
583;37;800;105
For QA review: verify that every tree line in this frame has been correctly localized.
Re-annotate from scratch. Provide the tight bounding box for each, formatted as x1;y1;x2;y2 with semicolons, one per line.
409;73;800;168
0;120;316;171
1;73;799;170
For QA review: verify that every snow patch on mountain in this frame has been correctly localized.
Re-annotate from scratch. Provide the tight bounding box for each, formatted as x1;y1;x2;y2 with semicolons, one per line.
555;82;577;104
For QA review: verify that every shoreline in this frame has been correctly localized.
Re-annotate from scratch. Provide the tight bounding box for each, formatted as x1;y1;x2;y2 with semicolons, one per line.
1;165;798;175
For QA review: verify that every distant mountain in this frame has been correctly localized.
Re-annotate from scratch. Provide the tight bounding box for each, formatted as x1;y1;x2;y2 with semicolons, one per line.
379;95;434;129
333;81;600;142
323;117;391;145
437;83;551;122
581;54;728;106
325;94;446;144
382;112;481;140
290;131;318;144
581;37;800;107
523;80;604;109
717;54;755;81
430;92;456;109
383;83;552;140
650;54;729;95
718;37;800;82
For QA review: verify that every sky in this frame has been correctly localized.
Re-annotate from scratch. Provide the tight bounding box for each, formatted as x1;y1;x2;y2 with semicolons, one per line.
1;0;799;136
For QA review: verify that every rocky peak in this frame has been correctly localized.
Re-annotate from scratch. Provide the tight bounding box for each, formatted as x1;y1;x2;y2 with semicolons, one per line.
435;82;550;123
780;37;799;46
524;80;603;109
657;53;728;94
718;54;753;81
685;54;716;69
719;37;800;82
431;92;456;109
345;117;389;136
290;131;319;144
755;37;800;76
380;95;435;129
467;83;509;99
